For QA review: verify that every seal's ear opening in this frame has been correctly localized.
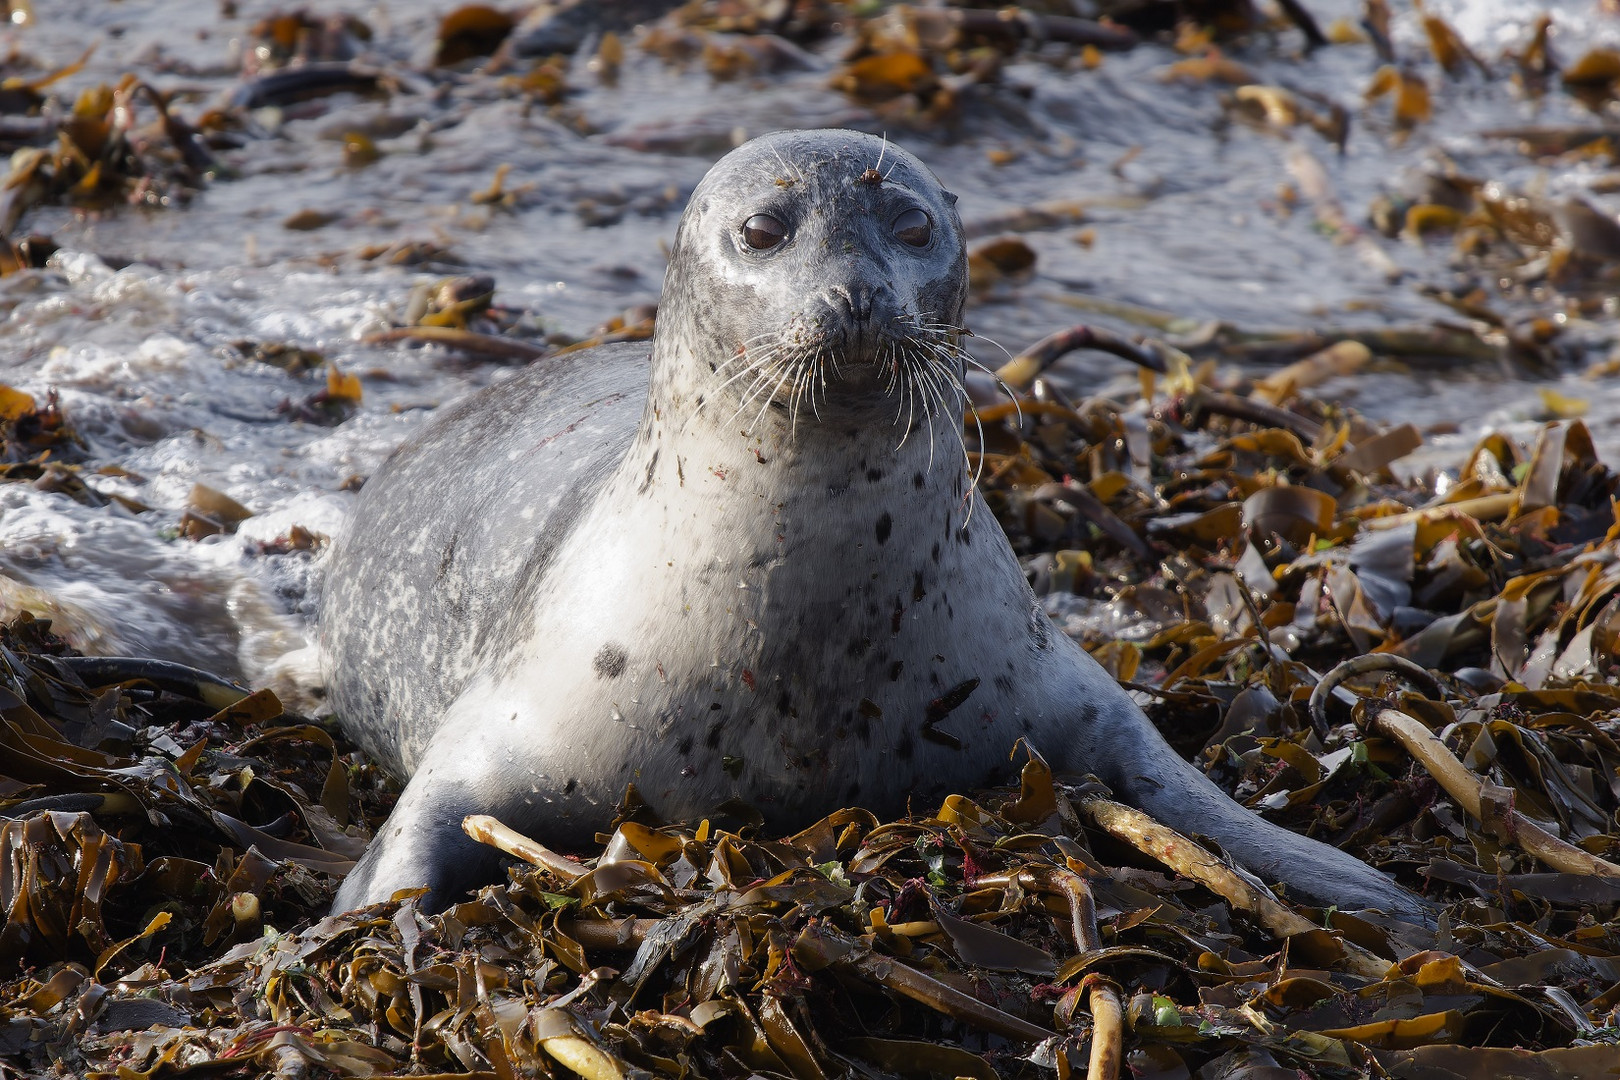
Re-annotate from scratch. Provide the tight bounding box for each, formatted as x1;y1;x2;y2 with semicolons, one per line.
943;190;959;205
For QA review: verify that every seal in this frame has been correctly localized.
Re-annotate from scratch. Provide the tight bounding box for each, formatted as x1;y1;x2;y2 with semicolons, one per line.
322;129;1425;919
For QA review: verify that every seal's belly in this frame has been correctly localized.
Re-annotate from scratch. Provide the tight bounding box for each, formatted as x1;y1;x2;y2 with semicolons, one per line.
422;469;1090;841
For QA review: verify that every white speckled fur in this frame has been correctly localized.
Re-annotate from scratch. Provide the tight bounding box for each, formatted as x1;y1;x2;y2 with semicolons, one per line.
323;130;1427;920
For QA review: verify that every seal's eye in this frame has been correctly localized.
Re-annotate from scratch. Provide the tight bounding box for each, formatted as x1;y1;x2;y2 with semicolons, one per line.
893;207;932;247
741;213;788;251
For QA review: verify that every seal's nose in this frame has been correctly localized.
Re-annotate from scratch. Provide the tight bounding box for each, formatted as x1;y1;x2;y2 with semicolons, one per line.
830;282;878;324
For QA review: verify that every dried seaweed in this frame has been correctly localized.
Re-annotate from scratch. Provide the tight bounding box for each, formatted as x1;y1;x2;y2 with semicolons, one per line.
7;336;1620;1074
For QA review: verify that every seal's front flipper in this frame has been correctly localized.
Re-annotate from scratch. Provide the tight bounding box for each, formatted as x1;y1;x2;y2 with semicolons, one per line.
331;766;502;913
1110;758;1431;922
1072;693;1433;924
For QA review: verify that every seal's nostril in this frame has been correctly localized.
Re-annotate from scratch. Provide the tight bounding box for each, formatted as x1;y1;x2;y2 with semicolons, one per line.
832;284;878;323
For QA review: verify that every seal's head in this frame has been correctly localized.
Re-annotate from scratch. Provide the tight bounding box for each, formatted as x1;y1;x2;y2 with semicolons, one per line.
654;129;969;432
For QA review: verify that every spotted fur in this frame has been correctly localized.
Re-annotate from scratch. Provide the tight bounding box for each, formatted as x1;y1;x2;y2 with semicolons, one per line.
322;131;1426;921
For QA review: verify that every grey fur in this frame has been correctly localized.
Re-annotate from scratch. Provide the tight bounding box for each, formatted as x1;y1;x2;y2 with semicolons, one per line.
322;130;1427;920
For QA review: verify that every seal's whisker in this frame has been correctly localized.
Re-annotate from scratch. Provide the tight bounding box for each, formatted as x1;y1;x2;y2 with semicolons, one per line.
902;343;921;437
714;347;772;387
716;333;785;374
786;361;804;433
789;352;819;432
885;314;964;462
956;349;1024;429
882;340;902;422
712;332;787;378
716;351;778;404
730;370;775;427
894;339;923;454
926;351;946;469
711;356;766;395
893;342;920;450
908;340;945;468
751;352;794;413
902;328;983;519
785;349;807;428
881;338;903;401
810;344;828;420
711;358;776;429
797;350;817;424
919;353;979;524
748;357;798;436
901;359;921;452
730;346;791;427
768;346;809;422
909;313;1025;431
943;359;986;524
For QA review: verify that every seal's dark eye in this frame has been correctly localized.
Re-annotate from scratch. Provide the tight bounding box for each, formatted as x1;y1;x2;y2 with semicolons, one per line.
893;207;932;247
741;214;788;251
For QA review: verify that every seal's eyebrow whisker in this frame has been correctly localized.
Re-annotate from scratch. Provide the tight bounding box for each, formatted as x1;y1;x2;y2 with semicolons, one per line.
768;143;807;186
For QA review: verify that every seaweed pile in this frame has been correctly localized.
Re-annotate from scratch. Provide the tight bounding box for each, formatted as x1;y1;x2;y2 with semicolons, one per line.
4;335;1620;1077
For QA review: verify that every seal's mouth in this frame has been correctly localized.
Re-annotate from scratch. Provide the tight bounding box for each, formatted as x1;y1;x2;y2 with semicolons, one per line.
709;311;1008;521
712;311;1011;480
